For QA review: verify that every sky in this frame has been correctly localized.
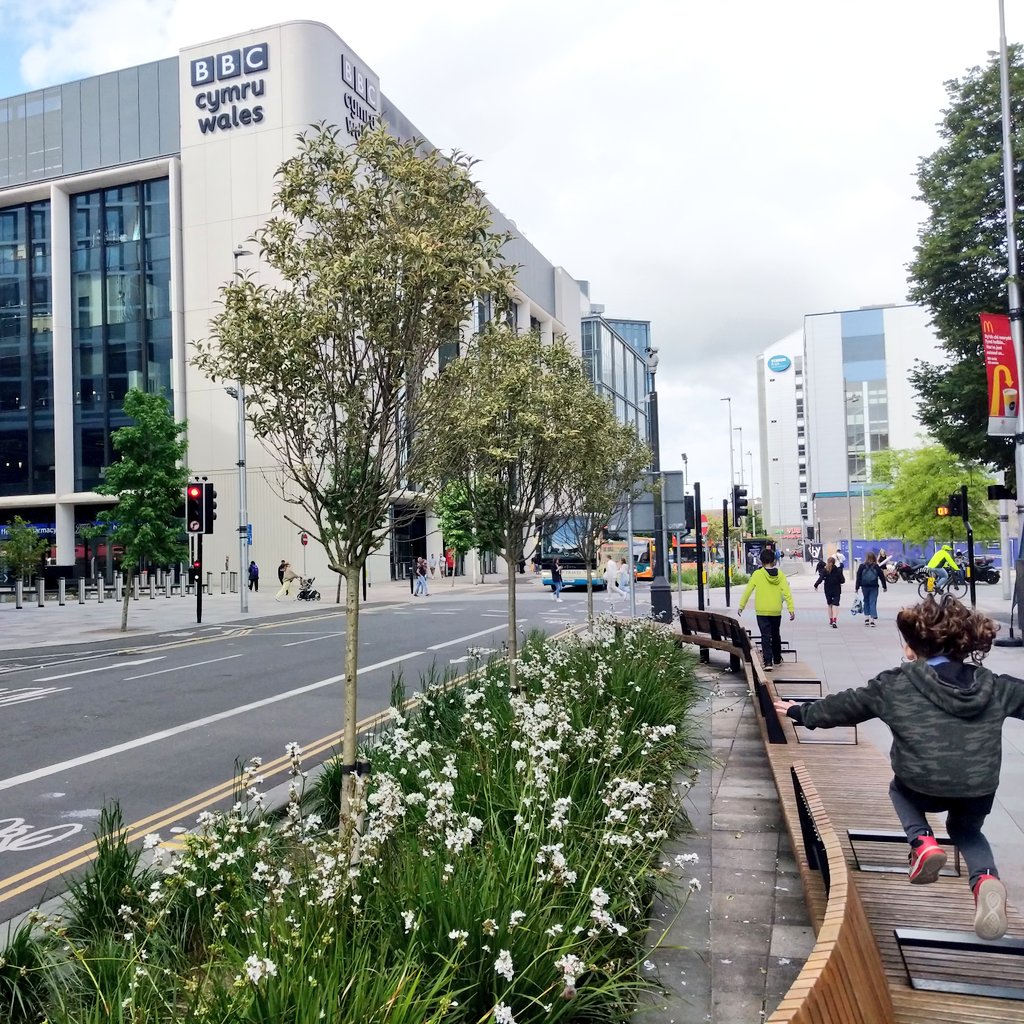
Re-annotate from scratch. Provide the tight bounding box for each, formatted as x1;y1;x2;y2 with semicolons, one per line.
0;0;1021;507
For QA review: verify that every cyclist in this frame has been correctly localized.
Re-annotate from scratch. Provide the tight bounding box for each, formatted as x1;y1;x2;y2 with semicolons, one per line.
926;543;958;593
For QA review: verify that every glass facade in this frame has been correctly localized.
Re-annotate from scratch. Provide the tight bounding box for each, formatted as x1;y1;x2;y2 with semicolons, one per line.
71;177;172;490
605;318;650;356
581;316;648;441
0;200;54;495
841;309;889;487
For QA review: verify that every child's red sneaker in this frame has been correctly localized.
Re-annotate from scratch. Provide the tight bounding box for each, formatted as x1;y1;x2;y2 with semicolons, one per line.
973;874;1007;940
908;836;946;884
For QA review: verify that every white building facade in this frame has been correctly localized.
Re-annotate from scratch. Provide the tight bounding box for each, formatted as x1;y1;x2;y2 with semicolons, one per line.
758;304;943;551
0;20;608;586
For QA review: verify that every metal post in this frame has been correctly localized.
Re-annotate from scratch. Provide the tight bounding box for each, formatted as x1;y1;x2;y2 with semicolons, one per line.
627;500;636;619
14;580;22;609
97;578;104;603
196;534;203;624
675;530;682;607
843;380;856;569
723;499;731;607
695;482;705;613
37;579;44;607
78;578;85;604
232;246;253;615
58;577;65;606
963;484;977;610
997;2;1024;623
722;397;735;562
647;350;672;623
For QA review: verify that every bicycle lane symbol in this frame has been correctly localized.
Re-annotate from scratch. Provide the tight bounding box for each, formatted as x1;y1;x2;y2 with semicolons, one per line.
0;817;84;851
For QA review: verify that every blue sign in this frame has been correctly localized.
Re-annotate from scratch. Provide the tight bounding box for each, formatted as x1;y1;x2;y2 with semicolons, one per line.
767;354;792;372
247;523;253;546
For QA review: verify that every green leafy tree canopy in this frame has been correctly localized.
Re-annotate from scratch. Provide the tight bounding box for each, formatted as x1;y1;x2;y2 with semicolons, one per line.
0;516;49;581
866;444;996;545
907;45;1023;474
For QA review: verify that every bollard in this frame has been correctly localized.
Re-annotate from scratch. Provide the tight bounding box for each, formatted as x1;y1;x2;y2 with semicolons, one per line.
115;577;122;603
15;580;22;609
97;578;104;603
37;579;45;607
149;578;155;600
78;578;85;604
206;571;212;595
220;572;226;595
132;577;140;600
58;578;66;606
165;578;172;598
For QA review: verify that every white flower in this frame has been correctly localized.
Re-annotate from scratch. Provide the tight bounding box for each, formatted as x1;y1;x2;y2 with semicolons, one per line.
242;955;277;984
674;852;699;867
688;877;702;892
589;886;610;908
494;948;515;982
508;910;526;928
555;952;585;987
448;929;469;942
402;910;415;933
142;833;162;850
494;1003;516;1024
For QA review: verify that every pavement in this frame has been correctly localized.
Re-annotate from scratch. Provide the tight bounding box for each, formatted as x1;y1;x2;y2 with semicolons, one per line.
4;565;1024;1022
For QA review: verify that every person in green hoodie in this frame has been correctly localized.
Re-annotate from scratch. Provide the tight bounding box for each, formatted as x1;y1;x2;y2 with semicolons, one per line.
738;546;795;669
774;596;1024;941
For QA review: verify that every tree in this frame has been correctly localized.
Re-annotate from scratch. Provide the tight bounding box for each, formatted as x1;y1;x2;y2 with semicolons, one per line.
197;123;512;826
866;445;997;546
554;404;651;622
907;45;1024;475
89;389;189;632
0;516;48;582
434;480;487;586
424;326;602;686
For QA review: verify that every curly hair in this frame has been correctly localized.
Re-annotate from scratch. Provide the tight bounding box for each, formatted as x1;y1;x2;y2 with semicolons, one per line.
896;595;999;663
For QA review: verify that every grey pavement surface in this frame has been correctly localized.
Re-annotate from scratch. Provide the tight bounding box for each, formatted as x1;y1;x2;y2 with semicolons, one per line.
4;566;1024;1021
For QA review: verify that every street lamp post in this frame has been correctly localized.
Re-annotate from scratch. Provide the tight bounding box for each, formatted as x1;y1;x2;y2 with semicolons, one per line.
646;347;671;622
231;245;252;614
747;450;755;530
843;384;860;569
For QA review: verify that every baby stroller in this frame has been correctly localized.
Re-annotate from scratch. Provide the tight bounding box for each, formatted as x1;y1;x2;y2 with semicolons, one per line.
297;575;320;601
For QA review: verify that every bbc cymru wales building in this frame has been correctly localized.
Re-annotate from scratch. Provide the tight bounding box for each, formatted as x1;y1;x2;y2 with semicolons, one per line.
0;20;642;585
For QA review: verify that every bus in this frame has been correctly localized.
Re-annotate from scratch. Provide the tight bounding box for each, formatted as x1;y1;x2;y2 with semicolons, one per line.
536;516;607;590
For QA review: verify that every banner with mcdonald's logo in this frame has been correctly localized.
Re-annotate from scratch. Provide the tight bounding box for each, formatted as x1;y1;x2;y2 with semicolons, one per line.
981;312;1019;436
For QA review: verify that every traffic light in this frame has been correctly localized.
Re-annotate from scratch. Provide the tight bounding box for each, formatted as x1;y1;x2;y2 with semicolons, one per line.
988;484;1016;501
732;485;748;527
947;491;963;518
189;559;201;584
684;495;695;533
185;483;204;534
936;504;950;517
203;482;217;534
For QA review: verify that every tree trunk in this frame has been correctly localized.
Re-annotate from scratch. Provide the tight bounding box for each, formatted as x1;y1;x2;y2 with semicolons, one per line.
506;555;518;690
339;563;361;835
120;571;130;632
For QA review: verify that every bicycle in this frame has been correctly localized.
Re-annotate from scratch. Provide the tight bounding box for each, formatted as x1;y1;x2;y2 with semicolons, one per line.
917;567;968;601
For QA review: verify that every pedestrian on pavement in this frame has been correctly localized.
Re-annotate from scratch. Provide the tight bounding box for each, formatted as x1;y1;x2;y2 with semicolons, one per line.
814;556;845;628
737;546;794;670
445;548;455;578
278;559;287;585
275;562;299;600
834;547;846;570
247;560;259;592
617;557;633;609
855;551;886;626
551;557;563;602
414;556;430;597
603;557;620;605
429;553;437;578
774;596;1024;941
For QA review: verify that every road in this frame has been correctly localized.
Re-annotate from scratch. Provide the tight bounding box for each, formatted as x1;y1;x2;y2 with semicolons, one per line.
0;585;601;923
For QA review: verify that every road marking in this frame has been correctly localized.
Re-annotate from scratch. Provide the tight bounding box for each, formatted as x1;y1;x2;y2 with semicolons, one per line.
0;651;422;794
0;687;71;707
124;653;246;681
426;625;508;651
36;658;164;682
282;631;346;648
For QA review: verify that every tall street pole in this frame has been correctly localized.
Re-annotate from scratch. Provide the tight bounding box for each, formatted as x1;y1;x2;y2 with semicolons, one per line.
747;450;755;530
998;0;1024;594
843;381;856;568
721;397;735;562
232;246;253;614
647;348;671;622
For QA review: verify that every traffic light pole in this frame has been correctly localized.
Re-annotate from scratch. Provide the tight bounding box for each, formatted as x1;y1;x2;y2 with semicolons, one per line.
196;533;203;624
962;484;977;611
694;482;706;613
722;499;731;608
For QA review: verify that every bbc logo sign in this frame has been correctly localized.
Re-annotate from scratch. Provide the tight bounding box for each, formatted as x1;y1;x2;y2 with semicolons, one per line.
341;53;377;110
191;43;269;87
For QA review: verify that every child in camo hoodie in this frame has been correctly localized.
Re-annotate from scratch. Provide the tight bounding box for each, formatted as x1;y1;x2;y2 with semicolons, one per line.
775;595;1024;940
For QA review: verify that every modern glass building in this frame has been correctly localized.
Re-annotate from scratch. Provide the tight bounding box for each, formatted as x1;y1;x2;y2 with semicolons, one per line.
581;315;649;441
0;21;631;583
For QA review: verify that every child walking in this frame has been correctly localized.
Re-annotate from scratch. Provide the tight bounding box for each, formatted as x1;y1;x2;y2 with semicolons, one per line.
813;555;845;628
774;596;1023;940
738;547;795;670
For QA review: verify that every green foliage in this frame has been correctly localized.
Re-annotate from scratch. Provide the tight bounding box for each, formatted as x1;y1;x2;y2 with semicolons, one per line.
0;921;52;1023
907;45;1024;475
3;622;703;1023
867;445;997;544
89;389;189;574
0;515;49;581
433;480;479;557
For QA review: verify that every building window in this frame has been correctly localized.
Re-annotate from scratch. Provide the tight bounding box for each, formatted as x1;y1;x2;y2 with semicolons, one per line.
71;178;171;491
0;199;53;495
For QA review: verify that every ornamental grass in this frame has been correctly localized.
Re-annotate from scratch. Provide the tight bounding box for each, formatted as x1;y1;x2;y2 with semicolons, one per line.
1;617;701;1023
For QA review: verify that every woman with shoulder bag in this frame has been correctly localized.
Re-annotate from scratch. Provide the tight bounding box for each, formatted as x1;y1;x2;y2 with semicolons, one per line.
856;550;887;626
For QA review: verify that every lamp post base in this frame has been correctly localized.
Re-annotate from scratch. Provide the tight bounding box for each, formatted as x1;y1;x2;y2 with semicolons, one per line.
650;575;673;623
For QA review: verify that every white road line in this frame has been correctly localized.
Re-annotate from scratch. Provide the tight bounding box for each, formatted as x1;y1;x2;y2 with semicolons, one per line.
0;651;422;792
0;687;71;707
282;632;345;648
426;625;508;651
124;654;245;681
36;658;164;682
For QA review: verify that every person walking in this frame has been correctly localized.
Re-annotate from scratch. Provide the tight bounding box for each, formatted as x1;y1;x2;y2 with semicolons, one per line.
814;555;845;628
617;556;633;611
428;553;437;579
834;547;846;570
551;557;563;602
445;548;455;578
603;557;620;606
247;560;259;592
855;551;886;627
277;559;287;585
413;556;430;597
275;561;299;600
738;546;795;670
774;596;1024;940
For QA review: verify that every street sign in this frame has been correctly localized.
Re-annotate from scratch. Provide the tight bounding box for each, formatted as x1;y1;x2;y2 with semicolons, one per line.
247;523;253;546
300;532;309;546
700;514;709;536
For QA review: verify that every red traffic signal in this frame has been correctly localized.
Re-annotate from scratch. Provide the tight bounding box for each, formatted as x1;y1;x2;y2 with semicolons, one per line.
185;484;204;534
